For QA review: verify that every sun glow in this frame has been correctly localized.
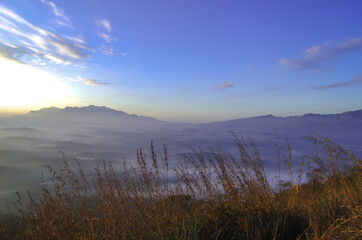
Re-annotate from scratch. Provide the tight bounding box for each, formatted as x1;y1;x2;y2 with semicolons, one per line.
0;57;68;110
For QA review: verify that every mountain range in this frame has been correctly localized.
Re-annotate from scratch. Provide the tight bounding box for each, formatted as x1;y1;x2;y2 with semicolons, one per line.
7;105;160;127
2;106;362;134
26;105;156;120
15;105;362;122
1;105;361;207
199;109;362;134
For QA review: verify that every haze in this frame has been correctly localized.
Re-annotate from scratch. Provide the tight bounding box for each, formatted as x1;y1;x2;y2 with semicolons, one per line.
1;106;362;211
0;0;362;122
0;1;361;212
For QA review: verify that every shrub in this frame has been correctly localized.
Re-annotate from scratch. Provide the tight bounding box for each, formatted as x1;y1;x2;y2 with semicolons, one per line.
0;135;361;239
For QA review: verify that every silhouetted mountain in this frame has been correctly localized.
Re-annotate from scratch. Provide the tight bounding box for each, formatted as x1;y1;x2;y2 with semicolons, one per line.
1;105;163;130
27;107;62;117
58;105;128;117
288;109;362;121
3;106;362;134
15;105;160;124
0;106;361;207
24;105;135;118
201;109;362;134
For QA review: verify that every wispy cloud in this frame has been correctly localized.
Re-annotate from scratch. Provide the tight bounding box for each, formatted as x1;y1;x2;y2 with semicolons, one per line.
0;43;33;64
99;44;126;56
99;45;115;56
95;18;123;56
40;0;73;28
96;18;115;43
44;54;71;65
214;81;234;89
74;76;109;86
96;19;111;32
279;37;362;71
98;32;114;43
264;84;290;91
301;74;362;91
0;4;92;66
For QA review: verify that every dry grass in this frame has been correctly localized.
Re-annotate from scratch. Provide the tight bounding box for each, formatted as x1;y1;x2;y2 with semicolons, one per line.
0;135;361;239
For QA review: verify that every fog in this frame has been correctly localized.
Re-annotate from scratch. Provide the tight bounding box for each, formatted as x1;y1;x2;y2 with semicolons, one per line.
1;106;361;211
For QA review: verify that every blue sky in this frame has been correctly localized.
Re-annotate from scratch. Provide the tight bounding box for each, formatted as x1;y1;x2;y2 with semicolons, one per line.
0;0;361;122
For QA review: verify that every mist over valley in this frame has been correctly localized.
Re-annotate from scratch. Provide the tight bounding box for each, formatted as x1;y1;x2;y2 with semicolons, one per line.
1;105;361;211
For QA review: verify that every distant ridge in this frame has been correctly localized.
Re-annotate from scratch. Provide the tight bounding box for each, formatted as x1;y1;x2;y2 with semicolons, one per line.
207;109;362;124
0;105;162;127
287;109;362;120
199;109;362;134
57;105;129;116
25;105;156;120
5;106;362;128
27;107;62;116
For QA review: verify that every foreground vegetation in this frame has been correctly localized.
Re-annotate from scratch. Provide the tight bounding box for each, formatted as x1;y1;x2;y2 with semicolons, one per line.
0;135;361;239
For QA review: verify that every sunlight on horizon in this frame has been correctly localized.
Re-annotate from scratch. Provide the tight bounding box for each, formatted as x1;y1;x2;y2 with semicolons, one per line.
0;57;68;112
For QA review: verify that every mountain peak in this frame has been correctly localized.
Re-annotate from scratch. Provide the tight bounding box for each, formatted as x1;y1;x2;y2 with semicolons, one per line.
299;109;362;120
61;105;127;115
18;105;160;125
251;114;275;119
27;107;62;116
340;109;362;119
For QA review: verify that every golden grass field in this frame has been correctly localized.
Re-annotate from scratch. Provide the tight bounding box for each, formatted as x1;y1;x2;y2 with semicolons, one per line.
0;135;361;239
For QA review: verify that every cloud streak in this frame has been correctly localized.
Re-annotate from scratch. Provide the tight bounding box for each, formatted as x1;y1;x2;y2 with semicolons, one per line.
301;74;362;91
98;32;114;43
40;0;73;28
99;45;115;56
264;84;290;91
96;19;111;32
279;37;362;71
75;76;109;86
0;4;92;66
96;18;115;43
99;44;127;56
214;81;234;89
95;18;124;56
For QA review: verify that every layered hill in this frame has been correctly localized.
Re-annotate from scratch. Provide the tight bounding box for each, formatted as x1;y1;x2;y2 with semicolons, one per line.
200;109;362;134
2;106;362;135
6;105;161;128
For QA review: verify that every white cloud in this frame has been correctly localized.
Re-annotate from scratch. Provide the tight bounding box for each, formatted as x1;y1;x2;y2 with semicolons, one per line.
74;76;109;86
99;44;127;56
44;54;71;65
96;19;111;32
0;4;92;66
98;32;114;43
301;74;362;91
279;37;362;71
94;19;125;56
64;36;86;45
40;0;73;28
99;44;115;56
96;18;116;44
215;81;234;89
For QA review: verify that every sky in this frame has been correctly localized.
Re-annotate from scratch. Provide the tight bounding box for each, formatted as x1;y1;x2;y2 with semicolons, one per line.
0;0;361;122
